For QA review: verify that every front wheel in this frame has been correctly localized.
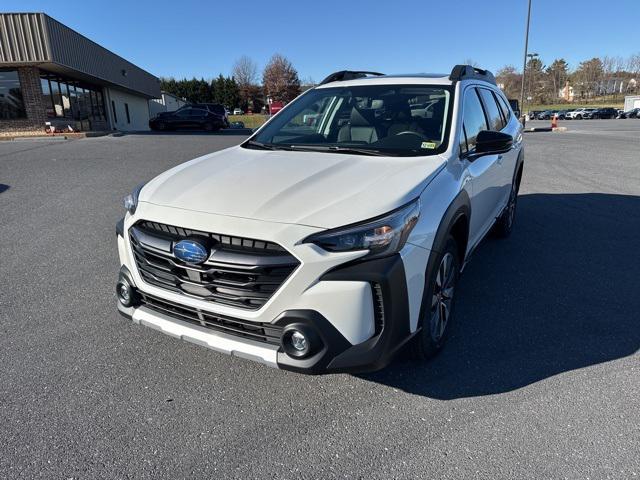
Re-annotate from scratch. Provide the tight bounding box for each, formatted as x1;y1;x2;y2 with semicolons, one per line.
410;236;460;361
493;176;519;238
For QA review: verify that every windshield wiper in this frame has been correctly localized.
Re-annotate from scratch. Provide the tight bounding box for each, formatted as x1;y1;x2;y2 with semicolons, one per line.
245;141;397;156
287;145;397;157
244;140;280;150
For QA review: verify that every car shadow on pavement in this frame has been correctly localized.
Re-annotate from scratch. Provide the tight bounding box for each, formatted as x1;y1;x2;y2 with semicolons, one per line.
0;184;9;194
362;193;640;399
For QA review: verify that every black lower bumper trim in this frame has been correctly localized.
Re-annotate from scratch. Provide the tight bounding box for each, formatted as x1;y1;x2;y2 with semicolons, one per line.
276;254;412;374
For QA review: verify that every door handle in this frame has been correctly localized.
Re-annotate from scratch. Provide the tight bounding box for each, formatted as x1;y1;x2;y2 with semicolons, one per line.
497;155;504;165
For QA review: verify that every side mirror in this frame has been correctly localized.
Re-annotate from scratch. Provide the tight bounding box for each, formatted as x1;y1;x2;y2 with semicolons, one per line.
475;130;513;155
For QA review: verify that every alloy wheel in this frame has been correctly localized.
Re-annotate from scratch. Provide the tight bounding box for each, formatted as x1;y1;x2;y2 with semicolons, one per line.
430;252;456;342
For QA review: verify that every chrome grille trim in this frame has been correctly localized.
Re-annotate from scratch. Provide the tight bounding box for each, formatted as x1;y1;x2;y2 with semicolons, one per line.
130;221;299;310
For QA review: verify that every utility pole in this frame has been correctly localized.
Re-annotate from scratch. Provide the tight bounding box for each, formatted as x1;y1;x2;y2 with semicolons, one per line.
519;0;532;118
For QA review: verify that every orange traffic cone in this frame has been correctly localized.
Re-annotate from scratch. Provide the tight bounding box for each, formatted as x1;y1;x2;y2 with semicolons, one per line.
551;114;558;129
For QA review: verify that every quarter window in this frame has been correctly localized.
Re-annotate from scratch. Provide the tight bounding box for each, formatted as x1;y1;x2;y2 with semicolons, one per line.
460;88;488;154
478;88;505;131
495;93;512;123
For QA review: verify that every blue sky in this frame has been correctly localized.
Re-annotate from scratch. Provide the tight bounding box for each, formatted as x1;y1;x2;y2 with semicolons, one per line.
9;0;640;81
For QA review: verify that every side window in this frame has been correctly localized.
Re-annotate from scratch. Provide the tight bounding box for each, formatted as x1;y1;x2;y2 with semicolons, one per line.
176;108;192;117
461;88;488;154
496;93;512;123
478;88;505;131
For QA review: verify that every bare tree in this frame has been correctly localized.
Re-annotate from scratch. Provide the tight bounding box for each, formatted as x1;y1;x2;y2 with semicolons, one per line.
232;55;258;88
462;58;479;67
627;53;640;75
262;54;301;103
495;65;522;99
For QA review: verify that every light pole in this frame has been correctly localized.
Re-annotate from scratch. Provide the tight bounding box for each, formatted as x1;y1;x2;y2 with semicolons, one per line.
519;0;533;118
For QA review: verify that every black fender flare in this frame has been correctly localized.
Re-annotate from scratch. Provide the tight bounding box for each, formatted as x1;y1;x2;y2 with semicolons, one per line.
514;149;525;189
415;190;471;332
430;189;471;257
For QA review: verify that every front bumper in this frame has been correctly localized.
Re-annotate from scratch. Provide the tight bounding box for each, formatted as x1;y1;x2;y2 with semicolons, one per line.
116;206;427;374
117;251;416;374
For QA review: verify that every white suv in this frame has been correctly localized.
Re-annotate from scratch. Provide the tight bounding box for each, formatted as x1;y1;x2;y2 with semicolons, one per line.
116;65;524;374
566;107;593;120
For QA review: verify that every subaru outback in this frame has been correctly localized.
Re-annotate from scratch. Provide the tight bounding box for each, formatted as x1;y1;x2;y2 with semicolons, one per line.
116;65;524;374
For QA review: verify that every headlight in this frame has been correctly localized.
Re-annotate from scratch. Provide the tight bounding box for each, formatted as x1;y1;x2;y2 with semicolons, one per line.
123;182;146;215
303;199;420;259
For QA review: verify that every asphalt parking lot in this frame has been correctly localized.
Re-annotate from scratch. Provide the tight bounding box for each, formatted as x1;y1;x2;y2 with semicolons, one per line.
1;120;638;479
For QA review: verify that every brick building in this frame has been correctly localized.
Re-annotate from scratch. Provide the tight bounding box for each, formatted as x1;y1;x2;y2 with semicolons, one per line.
0;13;160;135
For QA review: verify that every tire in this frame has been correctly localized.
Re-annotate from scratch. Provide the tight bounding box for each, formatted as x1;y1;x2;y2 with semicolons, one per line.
156;122;166;131
576;115;582;120
410;236;460;361
493;174;519;238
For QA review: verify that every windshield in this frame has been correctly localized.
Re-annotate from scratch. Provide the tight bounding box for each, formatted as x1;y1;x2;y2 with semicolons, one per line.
246;84;453;157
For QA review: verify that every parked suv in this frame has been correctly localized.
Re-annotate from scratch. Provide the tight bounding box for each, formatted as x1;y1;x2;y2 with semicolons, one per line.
537;110;557;120
149;103;229;131
590;107;618;119
117;65;524;374
566;107;596;119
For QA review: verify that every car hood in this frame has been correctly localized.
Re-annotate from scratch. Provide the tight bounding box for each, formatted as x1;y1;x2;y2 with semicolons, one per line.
139;146;446;228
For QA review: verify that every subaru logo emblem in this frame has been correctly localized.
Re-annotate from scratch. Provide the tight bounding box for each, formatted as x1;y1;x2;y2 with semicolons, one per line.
173;239;209;264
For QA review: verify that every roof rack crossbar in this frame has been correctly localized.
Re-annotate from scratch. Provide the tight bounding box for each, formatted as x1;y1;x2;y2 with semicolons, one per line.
319;70;385;85
449;65;496;85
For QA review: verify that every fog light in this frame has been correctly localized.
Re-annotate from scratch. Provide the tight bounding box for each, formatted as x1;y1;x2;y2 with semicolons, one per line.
116;280;136;307
291;331;308;352
282;327;316;358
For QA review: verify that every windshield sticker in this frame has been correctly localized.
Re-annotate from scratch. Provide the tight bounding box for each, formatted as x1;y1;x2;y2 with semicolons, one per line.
421;142;437;149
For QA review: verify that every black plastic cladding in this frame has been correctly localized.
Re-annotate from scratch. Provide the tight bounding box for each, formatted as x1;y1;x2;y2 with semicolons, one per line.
276;254;412;374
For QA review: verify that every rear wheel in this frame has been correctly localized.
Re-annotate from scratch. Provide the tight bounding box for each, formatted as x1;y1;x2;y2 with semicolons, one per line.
410;236;460;361
156;121;166;131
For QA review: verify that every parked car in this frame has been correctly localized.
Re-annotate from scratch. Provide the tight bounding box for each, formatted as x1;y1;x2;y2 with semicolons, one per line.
556;109;571;119
508;99;520;118
149;105;228;131
590;108;618;119
618;108;640;119
527;110;543;120
566;108;594;120
117;65;524;374
537;110;557;120
233;108;244;115
581;108;600;119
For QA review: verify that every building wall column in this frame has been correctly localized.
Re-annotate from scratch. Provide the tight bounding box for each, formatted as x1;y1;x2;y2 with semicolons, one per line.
18;67;46;126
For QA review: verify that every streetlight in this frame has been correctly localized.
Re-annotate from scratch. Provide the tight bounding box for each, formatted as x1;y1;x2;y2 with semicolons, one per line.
519;0;533;119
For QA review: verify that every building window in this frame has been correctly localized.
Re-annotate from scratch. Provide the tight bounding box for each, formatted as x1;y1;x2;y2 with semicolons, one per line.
39;70;106;122
0;70;27;119
124;103;130;124
111;100;118;123
41;78;56;118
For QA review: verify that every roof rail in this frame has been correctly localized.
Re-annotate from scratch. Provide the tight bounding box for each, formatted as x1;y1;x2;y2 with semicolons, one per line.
449;65;496;85
319;70;385;85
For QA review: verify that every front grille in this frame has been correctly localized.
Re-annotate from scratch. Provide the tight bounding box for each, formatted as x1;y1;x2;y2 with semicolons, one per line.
129;220;299;310
139;292;283;345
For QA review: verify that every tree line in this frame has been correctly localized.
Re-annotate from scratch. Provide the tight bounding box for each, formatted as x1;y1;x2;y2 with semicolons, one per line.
160;54;304;113
497;53;640;104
